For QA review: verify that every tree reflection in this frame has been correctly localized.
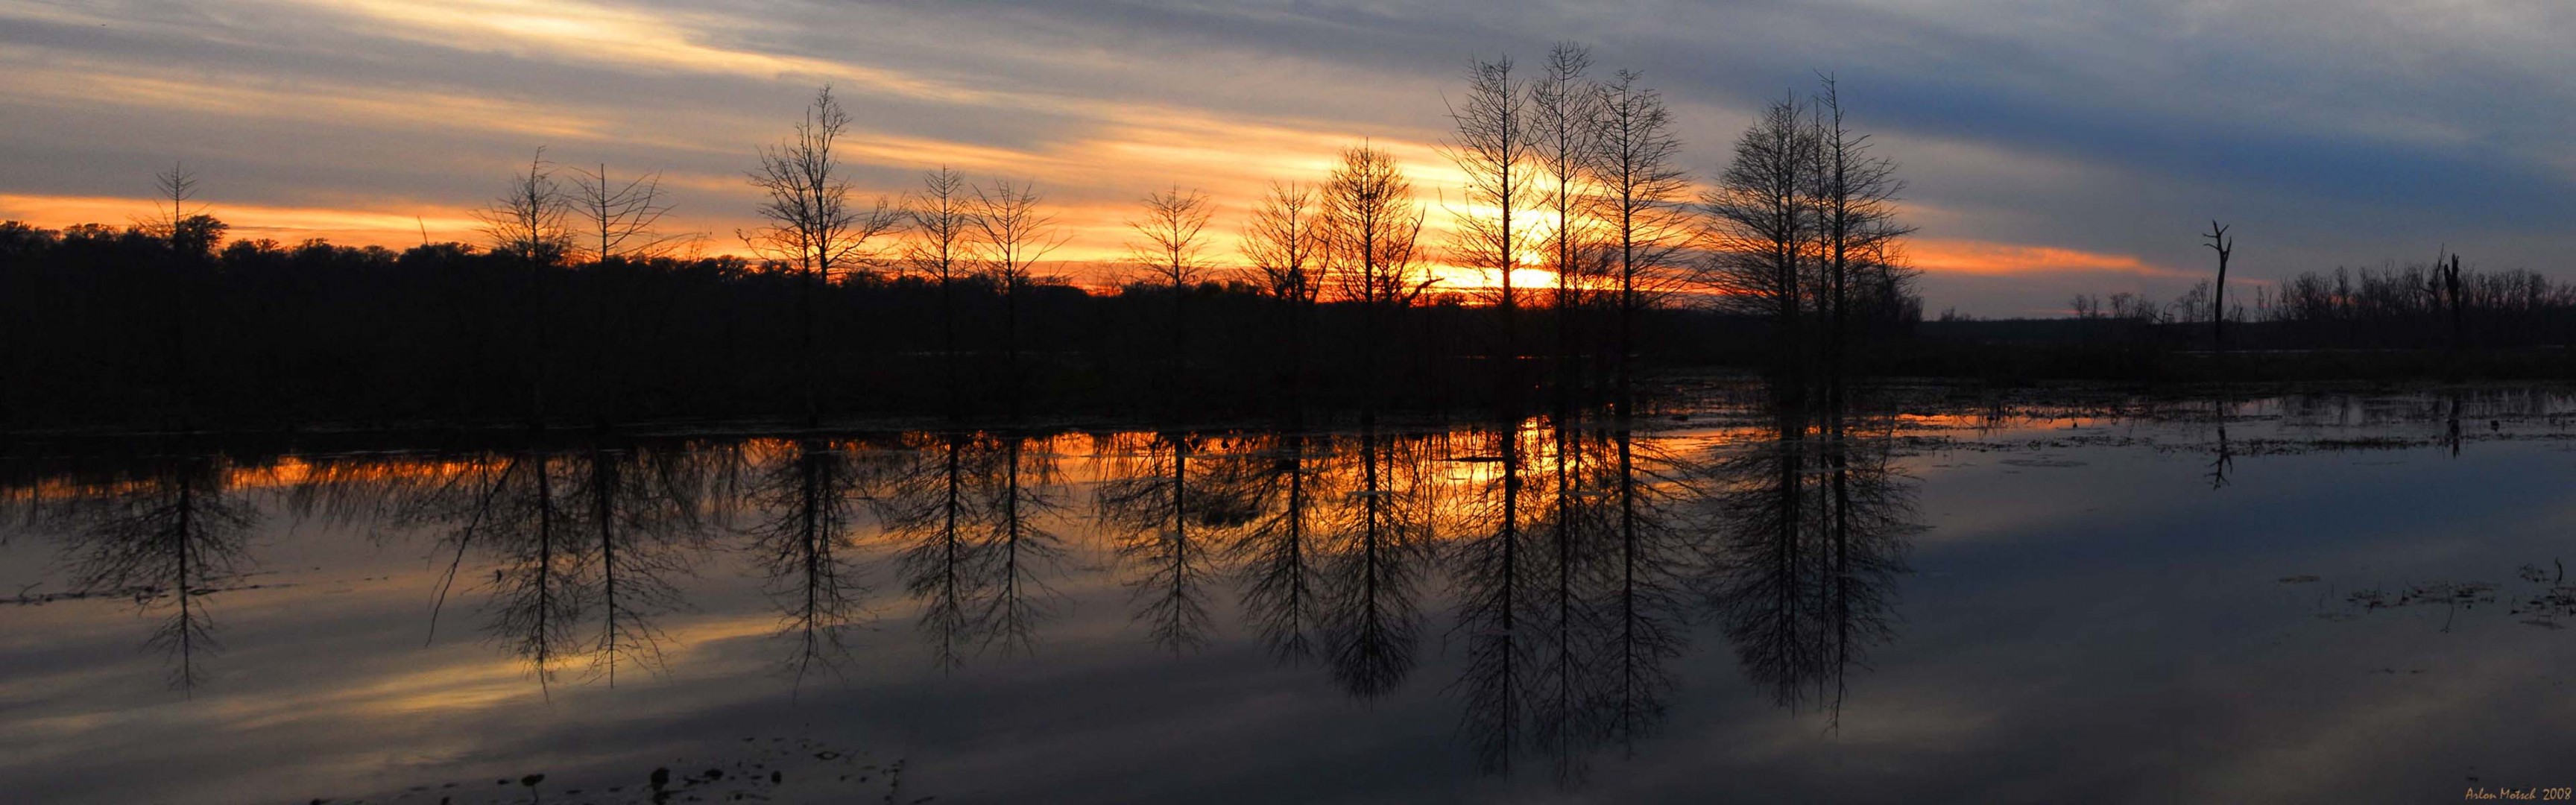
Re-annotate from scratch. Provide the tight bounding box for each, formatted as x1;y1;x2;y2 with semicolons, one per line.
388;449;587;690
1704;391;1916;726
979;432;1067;655
564;439;710;684
1098;432;1263;653
742;438;874;688
1594;426;1690;754
1321;425;1430;699
1450;421;1532;773
44;452;253;694
877;430;998;671
1228;432;1333;663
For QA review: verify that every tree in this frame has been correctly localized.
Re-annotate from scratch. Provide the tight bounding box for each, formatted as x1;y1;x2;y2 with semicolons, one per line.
1589;69;1691;419
1243;181;1330;412
1125;186;1216;409
967;179;1067;416
1530;43;1601;399
2203;221;2233;351
742;86;900;423
1445;55;1537;382
569;163;682;265
903;166;979;418
742;86;900;283
479;148;572;266
148;162;224;258
1700;95;1817;390
479;148;574;424
1811;77;1916;377
1322;145;1431;417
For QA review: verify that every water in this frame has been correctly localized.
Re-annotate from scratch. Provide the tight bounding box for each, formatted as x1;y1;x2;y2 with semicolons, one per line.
6;385;2576;804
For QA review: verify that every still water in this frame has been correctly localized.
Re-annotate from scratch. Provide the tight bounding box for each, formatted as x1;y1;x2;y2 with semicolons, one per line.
5;385;2575;804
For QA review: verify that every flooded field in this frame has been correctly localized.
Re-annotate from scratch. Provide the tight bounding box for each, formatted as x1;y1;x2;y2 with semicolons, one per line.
5;384;2575;804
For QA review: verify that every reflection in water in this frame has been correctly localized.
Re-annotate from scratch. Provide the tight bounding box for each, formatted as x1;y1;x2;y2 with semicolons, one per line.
0;388;1963;793
1705;395;1917;726
877;430;997;671
565;440;710;684
742;438;875;687
1597;426;1691;755
981;433;1068;656
42;452;254;693
1323;424;1431;700
1451;421;1528;772
1098;432;1226;653
1229;432;1330;663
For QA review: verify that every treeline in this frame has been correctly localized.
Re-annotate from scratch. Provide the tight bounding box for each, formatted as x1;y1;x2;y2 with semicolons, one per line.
2058;258;2576;351
2;45;1933;432
0;219;1772;429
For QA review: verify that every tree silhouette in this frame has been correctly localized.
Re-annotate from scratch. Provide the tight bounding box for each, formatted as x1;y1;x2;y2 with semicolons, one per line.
1243;181;1330;417
1701;95;1819;394
1125;186;1217;414
1531;42;1603;410
1588;69;1691;420
1322;145;1432;419
903;167;979;419
742;86;901;424
1445;54;1538;391
967;180;1067;418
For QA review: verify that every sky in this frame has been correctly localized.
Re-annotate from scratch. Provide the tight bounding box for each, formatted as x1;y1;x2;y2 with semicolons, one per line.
1;0;2571;317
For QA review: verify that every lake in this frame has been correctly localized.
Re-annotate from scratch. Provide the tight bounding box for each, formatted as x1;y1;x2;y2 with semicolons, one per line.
5;383;2574;804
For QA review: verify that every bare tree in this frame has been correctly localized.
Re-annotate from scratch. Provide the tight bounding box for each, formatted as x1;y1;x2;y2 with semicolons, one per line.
742;86;901;282
1531;43;1602;397
741;86;901;423
479;148;573;266
479;149;574;423
1323;145;1431;417
1590;69;1692;419
2203;220;2233;351
968;179;1067;416
1699;95;1818;390
1243;181;1331;411
1811;77;1916;377
148;162;224;257
1445;56;1538;374
1124;186;1217;408
569;163;683;265
903;166;979;418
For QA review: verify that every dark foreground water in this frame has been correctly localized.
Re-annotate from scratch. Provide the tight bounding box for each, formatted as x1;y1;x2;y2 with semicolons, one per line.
7;384;2576;804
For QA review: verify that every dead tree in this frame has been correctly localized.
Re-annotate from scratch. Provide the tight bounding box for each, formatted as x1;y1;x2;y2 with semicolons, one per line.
570;164;682;265
1811;77;1915;381
2203;221;2233;351
1243;181;1330;416
478;149;573;425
